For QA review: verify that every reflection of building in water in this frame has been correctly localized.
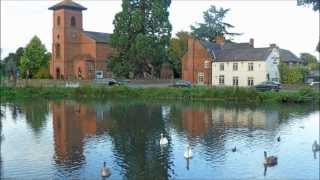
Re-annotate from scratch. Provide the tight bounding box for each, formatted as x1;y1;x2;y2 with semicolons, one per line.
182;107;212;137
211;108;279;129
51;101;109;167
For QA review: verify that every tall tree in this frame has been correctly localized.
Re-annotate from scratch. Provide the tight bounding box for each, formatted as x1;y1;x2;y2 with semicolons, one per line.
19;36;50;78
168;31;189;78
190;6;240;42
109;0;172;78
297;0;320;11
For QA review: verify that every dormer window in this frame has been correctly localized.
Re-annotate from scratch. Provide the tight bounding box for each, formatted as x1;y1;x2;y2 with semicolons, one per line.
71;16;76;27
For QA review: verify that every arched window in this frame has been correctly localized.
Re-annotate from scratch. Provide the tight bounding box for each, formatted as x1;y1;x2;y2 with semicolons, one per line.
71;16;76;27
57;16;61;26
55;43;61;58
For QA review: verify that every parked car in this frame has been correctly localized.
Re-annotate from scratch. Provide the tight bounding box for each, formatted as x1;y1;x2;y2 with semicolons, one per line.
95;78;120;86
170;80;192;88
255;81;281;92
309;81;320;87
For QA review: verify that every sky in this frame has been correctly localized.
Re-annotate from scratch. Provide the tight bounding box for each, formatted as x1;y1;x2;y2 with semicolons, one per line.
1;0;319;60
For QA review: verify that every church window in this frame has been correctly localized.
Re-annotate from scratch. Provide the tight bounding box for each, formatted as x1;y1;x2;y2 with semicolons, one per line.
57;16;61;26
55;43;61;58
71;16;76;27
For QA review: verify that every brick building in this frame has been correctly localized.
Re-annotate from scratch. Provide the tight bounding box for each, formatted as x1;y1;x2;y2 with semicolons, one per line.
49;0;113;80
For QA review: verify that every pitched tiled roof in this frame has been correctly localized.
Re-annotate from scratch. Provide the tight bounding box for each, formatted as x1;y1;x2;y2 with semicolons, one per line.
279;49;302;63
49;0;87;11
214;48;272;62
200;40;270;61
84;31;111;43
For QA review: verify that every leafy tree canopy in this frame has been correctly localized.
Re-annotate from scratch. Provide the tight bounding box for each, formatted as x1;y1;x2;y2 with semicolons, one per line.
297;0;320;11
109;0;172;78
19;36;50;78
168;31;190;78
190;5;240;42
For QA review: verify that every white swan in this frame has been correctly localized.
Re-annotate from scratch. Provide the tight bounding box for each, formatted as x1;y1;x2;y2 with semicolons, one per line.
312;140;320;151
184;144;193;159
101;162;111;177
160;133;168;145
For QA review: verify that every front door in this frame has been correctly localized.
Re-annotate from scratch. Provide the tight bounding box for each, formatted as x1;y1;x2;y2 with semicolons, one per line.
197;72;204;85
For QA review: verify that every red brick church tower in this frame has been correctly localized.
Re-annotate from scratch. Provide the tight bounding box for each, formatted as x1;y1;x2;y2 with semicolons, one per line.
49;0;113;80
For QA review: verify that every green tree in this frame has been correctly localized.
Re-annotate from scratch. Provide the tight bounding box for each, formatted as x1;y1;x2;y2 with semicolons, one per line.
300;53;319;71
19;36;50;78
297;0;319;11
168;31;189;78
109;0;172;78
279;62;307;84
1;47;24;79
190;5;240;42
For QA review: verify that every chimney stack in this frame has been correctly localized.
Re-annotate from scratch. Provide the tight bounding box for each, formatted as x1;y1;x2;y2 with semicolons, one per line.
249;38;254;47
215;35;225;45
270;43;277;48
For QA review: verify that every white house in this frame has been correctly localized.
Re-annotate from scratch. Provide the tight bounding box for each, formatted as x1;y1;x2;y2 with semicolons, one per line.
211;44;281;87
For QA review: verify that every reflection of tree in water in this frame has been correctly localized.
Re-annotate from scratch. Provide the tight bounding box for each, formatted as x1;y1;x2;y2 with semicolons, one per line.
18;100;49;135
106;103;174;179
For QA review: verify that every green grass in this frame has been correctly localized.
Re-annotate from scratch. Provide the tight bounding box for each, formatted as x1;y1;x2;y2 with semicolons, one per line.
1;86;319;104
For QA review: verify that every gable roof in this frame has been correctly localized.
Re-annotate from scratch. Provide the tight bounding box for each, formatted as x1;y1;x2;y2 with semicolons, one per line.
84;31;111;44
214;48;272;62
279;49;302;63
200;40;271;62
49;0;87;11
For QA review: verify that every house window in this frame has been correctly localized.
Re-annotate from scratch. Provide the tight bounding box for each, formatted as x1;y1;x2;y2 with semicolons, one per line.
71;16;76;27
220;63;224;71
204;60;210;69
233;63;238;71
88;63;94;71
219;75;225;85
248;63;254;71
55;43;61;58
267;73;270;80
233;76;239;86
248;77;254;86
198;72;204;84
57;16;61;26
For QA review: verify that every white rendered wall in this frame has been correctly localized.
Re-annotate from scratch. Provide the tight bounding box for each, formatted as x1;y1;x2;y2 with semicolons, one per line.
212;60;267;87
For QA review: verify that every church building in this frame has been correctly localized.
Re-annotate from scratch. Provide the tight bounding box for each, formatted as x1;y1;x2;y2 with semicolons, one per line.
49;0;113;80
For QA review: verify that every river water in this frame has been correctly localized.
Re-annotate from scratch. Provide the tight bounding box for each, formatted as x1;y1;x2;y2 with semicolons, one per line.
0;99;319;179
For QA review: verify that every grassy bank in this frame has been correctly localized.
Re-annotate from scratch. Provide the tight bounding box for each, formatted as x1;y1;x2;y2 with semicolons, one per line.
1;86;319;104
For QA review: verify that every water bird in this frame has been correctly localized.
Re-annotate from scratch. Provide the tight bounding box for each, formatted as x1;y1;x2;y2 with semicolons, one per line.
232;146;237;152
159;133;168;145
184;144;193;159
264;151;278;166
312;140;320;151
277;136;281;142
101;162;111;178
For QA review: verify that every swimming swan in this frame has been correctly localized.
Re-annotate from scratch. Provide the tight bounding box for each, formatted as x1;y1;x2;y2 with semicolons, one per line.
184;144;193;159
101;162;111;177
160;133;168;145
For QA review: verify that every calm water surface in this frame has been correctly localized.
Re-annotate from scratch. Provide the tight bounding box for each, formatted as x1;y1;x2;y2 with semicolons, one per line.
0;99;319;179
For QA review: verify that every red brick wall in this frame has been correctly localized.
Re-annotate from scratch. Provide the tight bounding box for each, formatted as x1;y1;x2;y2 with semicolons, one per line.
182;38;213;85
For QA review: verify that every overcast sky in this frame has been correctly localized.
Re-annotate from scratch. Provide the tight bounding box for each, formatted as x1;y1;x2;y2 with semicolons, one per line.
1;0;319;60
